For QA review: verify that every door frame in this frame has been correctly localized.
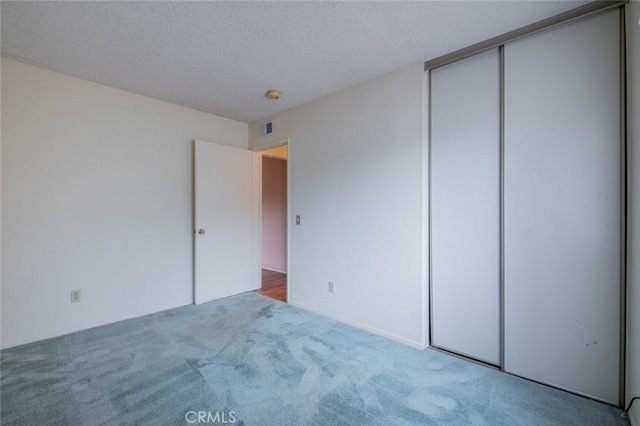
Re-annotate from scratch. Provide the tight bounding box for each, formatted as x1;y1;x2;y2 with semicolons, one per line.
252;138;291;301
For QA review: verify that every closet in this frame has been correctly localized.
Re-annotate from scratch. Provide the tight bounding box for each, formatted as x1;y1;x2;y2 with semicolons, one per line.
431;49;501;366
429;6;624;405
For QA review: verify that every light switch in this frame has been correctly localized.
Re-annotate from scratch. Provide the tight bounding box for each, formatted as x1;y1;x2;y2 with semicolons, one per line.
296;215;301;225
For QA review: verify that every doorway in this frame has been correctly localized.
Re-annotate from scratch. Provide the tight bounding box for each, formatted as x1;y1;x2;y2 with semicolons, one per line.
256;143;288;302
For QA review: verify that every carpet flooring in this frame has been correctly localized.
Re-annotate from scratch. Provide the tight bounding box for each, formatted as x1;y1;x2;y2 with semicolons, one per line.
0;292;629;425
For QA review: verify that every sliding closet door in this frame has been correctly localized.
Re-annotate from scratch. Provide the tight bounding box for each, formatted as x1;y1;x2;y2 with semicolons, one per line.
431;49;501;365
503;10;621;404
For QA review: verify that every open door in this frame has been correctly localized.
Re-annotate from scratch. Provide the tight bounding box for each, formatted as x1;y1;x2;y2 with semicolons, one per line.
193;140;259;304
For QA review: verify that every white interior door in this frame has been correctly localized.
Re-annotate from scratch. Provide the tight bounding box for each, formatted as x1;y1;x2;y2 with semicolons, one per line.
503;9;621;404
431;48;501;365
194;140;259;304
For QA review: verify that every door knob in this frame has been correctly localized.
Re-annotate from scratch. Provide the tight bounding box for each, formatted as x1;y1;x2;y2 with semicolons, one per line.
197;228;206;235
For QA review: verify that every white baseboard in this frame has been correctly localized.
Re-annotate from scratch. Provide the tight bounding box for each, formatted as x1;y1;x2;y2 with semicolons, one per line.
262;267;287;274
288;299;427;350
1;298;193;350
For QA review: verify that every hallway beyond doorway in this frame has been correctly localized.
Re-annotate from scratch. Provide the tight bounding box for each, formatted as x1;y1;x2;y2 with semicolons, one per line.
256;269;286;302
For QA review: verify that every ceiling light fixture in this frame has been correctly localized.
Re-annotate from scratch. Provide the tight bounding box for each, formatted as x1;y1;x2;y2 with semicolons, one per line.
266;90;282;100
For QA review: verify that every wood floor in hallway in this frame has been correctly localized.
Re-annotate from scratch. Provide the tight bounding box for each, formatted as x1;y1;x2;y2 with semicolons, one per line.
256;269;287;302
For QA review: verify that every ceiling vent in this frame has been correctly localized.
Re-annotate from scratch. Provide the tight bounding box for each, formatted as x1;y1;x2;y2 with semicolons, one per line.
260;121;273;137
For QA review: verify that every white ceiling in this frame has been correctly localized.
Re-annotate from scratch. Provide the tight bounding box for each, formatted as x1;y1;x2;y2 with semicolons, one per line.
1;1;587;123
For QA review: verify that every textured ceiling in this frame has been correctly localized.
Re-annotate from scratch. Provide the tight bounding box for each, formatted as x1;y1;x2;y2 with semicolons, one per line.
1;1;588;123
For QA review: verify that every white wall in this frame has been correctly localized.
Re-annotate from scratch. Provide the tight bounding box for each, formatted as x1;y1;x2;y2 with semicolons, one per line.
0;58;248;349
250;64;428;348
627;1;640;423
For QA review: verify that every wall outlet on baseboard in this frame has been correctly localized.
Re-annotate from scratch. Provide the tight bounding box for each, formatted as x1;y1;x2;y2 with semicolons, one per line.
70;290;81;303
328;281;334;294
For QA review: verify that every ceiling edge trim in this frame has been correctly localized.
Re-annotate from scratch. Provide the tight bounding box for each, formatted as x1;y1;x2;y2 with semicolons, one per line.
424;0;628;71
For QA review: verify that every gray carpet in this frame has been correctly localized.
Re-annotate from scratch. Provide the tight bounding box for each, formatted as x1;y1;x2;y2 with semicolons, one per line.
0;292;629;425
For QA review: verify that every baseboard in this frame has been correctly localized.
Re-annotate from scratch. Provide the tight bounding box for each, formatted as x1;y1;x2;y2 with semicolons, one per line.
288;299;427;350
262;267;287;274
630;409;638;426
0;299;193;350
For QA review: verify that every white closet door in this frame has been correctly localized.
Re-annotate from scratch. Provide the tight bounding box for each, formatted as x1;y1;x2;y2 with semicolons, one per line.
503;10;621;404
431;49;501;365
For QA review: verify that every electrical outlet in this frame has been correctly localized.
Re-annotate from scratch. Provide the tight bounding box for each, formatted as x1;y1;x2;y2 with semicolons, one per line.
70;290;81;303
328;281;334;294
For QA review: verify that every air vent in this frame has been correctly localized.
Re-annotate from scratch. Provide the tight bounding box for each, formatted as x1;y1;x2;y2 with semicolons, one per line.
260;121;273;137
